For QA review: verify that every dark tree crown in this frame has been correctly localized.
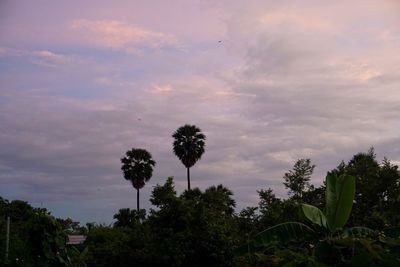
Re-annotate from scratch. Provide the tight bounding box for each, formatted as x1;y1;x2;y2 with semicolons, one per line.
121;148;156;190
172;124;206;168
283;158;315;198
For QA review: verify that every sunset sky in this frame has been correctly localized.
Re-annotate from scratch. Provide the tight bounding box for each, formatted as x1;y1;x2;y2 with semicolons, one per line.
1;0;400;224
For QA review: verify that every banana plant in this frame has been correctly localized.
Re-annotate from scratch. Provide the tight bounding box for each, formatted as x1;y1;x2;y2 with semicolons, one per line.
234;222;315;256
301;172;355;232
235;172;400;265
235;172;355;256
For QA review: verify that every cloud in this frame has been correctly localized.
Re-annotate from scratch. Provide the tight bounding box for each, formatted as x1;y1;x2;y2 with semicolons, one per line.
70;19;178;54
217;0;400;182
0;46;24;57
150;83;174;94
32;50;90;69
0;47;100;73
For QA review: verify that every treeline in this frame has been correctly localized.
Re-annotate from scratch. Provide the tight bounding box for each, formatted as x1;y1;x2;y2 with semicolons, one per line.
0;198;74;266
1;148;400;266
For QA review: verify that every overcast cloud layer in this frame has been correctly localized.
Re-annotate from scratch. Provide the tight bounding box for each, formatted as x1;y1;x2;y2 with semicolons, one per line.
1;0;400;223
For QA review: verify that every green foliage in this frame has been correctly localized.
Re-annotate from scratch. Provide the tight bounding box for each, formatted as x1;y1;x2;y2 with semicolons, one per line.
342;226;377;239
301;204;327;228
331;148;400;228
236;170;400;266
67;246;88;267
258;188;280;213
325;173;355;231
283;158;315;198
234;222;314;257
82;177;238;267
146;178;236;267
0;199;70;267
254;222;314;247
2;148;400;267
203;184;236;215
150;176;176;208
84;225;149;267
235;207;260;241
113;208;145;228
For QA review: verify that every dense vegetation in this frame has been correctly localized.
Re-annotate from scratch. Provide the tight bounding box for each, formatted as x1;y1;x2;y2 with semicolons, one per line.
1;147;400;266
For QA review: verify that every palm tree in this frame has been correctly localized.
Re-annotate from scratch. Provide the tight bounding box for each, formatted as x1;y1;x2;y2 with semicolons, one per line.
172;124;206;190
121;148;156;211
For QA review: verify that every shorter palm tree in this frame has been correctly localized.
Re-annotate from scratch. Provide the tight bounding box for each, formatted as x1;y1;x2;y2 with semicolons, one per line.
121;148;155;211
172;124;206;190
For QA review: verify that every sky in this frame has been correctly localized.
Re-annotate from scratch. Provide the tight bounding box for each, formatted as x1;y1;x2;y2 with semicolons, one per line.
1;0;400;224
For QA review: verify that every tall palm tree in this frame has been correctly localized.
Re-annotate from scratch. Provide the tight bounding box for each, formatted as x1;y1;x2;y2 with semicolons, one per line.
121;148;156;211
172;124;206;190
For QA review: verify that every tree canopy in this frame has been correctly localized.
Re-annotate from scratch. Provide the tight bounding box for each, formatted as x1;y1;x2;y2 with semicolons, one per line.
121;148;156;211
172;124;206;190
283;158;315;199
2;148;399;267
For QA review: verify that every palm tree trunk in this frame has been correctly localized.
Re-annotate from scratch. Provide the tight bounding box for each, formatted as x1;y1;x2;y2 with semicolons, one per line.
137;188;140;211
187;167;191;190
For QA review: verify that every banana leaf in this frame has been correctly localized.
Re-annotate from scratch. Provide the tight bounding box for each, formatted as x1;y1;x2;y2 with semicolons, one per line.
234;222;315;256
301;204;327;228
325;173;355;231
253;222;315;246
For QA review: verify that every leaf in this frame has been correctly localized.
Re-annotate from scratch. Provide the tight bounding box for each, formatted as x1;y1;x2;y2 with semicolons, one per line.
80;246;89;259
301;204;327;228
234;222;314;257
253;222;314;247
325;173;355;231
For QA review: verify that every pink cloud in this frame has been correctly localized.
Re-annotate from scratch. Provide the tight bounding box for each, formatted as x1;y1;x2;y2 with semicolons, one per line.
70;19;178;53
0;47;24;57
150;84;174;94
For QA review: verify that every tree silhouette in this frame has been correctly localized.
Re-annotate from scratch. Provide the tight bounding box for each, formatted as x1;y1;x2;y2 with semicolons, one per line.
172;124;206;190
113;208;145;227
121;148;155;211
113;208;134;227
283;158;315;199
203;184;236;215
